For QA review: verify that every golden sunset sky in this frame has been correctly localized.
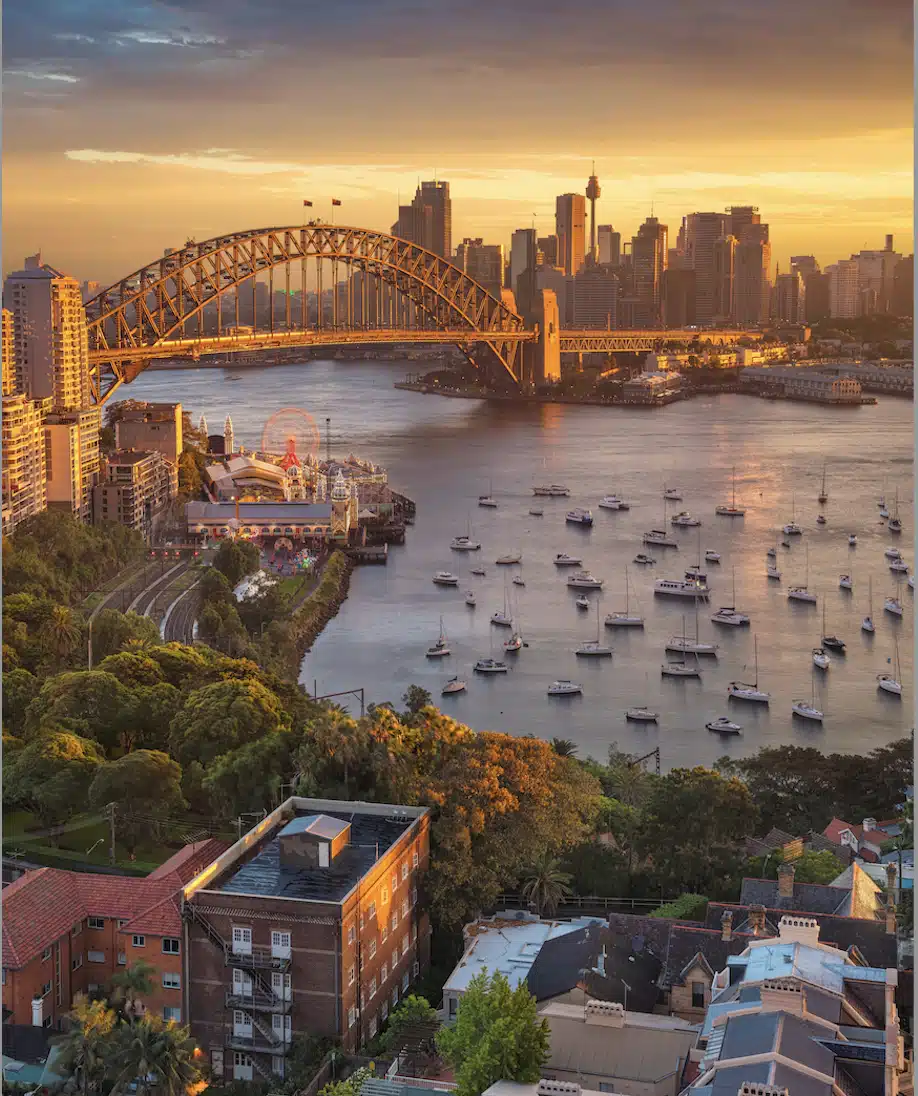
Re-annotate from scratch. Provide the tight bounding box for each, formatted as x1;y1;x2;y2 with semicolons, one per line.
3;0;913;284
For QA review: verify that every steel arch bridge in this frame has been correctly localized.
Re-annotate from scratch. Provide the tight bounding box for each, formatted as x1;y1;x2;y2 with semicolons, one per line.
84;224;529;404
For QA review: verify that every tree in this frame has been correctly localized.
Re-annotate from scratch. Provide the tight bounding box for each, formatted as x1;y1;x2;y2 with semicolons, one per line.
402;684;432;716
50;994;117;1096
213;539;260;587
437;970;549;1096
5;731;105;826
111;959;157;1022
2;667;39;735
638;766;756;896
551;738;578;758
177;450;203;497
169;677;292;768
89;611;161;664
750;849;846;886
520;852;573;917
380;995;439;1053
320;1066;375;1096
25;670;136;754
203;732;294;817
108;1014;203;1096
649;894;709;920
96;652;165;689
40;605;82;665
89;751;185;855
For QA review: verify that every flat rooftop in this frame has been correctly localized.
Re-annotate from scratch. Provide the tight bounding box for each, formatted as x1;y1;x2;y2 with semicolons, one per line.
185;500;332;520
211;804;422;904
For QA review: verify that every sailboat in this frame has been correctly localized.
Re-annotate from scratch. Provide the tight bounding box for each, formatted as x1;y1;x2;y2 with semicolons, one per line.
577;600;613;657
478;478;498;508
451;515;481;551
821;601;846;653
792;673;824;722
788;545;817;604
504;593;524;653
441;676;467;695
491;578;513;627
888;489;902;534
728;635;770;702
512;563;526;587
605;566;644;628
426;617;451;658
877;637;902;696
783;494;803;536
661;651;702;677
644;492;679;548
711;567;750;625
666;606;719;656
862;577;875;633
715;466;746;517
818;464;828;505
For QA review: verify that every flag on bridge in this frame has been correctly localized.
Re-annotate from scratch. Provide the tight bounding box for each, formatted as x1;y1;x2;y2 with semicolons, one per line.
303;200;313;207
331;198;342;206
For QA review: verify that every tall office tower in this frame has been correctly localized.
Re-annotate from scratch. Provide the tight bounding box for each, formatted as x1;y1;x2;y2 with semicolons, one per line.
804;272;831;323
392;182;450;257
661;268;697;327
585;169;601;262
790;255;820;280
851;240;901;314
827;260;861;318
630;216;668;326
555;193;587;276
892;255;913;317
391;202;432;249
572;264;619;328
734;226;771;324
726;205;761;242
454;239;505;298
597;225;621;267
510;229;539;317
3;255;92;411
2;307;15;396
684;212;729;323
537;235;559;268
773;272;806;323
712;235;737;321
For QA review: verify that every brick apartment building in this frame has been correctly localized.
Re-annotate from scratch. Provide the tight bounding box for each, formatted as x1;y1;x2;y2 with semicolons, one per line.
182;798;431;1083
1;839;226;1031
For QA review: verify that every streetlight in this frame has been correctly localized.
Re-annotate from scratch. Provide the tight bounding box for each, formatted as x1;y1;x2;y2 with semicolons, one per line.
620;978;631;1012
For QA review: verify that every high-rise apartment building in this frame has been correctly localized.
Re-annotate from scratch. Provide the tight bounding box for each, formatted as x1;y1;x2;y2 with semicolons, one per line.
2;393;48;535
2;307;15;396
44;408;101;523
572;265;618;328
3;255;92;411
630;216;668;327
661;268;696;328
734;226;771;325
94;449;179;541
790;255;820;280
597;225;621;267
555;194;587;276
115;402;184;464
683;212;728;323
772;271;806;323
804;272;831;323
851;240;901;314
391;182;451;258
712;235;737;321
827;260;860;318
454;238;504;298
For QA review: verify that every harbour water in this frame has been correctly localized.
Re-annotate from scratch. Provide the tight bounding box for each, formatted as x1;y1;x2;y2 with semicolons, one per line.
128;358;913;768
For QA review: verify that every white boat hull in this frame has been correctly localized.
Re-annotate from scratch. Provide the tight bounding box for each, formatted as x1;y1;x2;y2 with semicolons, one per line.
813;655;830;670
728;686;770;703
792;703;824;722
442;682;466;694
625;709;658;722
662;665;701;678
862;618;875;633
715;507;745;517
707;719;742;734
884;600;903;617
491;615;513;627
705;553;721;563
711;612;749;626
666;640;718;655
654;581;709;598
788;589;817;604
767;569;782;580
426;648;451;659
576;645;613;657
606;615;645;628
643;534;679;548
878;676;902;695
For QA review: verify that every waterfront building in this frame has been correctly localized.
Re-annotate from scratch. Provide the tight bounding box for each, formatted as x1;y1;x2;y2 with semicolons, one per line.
183;797;431;1079
454;238;504;298
93;449;178;541
391;181;451;258
114;401;184;463
555;194;587;276
3;254;92;411
597;225;620;267
734;226;771;324
740;366;862;403
631;216;668;327
622;370;682;403
827;259;860;318
712;235;737;321
186;500;334;544
1;840;228;1031
44;408;101;523
773;270;806;323
683;212;729;324
572;264;618;328
814;361;913;395
2;392;48;535
661;267;696;327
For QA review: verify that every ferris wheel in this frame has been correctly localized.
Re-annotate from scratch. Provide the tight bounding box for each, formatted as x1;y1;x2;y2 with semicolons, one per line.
261;407;321;462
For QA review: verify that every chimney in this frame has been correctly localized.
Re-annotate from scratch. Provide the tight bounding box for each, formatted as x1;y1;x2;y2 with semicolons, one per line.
721;910;734;941
886;896;897;936
777;915;821;946
885;234;894;252
584;999;626;1029
738;1085;789;1096
759;979;805;1016
749;905;767;936
777;861;795;899
538;1082;581;1096
862;817;877;832
886;862;898;892
31;997;43;1026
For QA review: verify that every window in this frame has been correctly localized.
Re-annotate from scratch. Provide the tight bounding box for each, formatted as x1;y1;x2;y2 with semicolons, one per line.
381;963;388;983
117;952;126;966
132;935;145;948
87;917;105;930
411;887;417;907
449;997;458;1018
381;1001;389;1022
391;950;398;970
88;951;106;964
411;924;417;943
348;1006;356;1028
391;873;398;893
162;938;180;955
88;983;100;993
348;925;355;945
271;931;291;959
369;977;377;998
392;986;399;1008
71;954;83;971
691;981;705;1009
359;912;365;931
41;981;52;997
412;851;419;869
391;913;398;933
402;934;410;957
72;921;83;936
231;926;252;956
41;948;52;962
369;1015;378;1039
381;924;388;943
348;965;355;986
162;972;181;990
402;971;410;992
401;898;409;918
163;1006;182;1022
401;863;409;881
360;992;366;1009
413;960;420;978
368;940;377;959
43;1016;53;1029
381;887;389;905
367;901;376;920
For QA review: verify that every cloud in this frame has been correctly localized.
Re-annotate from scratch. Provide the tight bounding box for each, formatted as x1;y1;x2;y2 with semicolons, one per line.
7;68;79;82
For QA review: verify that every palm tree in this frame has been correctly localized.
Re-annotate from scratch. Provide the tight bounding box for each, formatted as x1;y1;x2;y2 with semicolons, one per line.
51;994;117;1096
123;637;154;653
110;960;156;1023
109;1015;203;1096
42;605;81;662
520;852;573;917
551;738;578;758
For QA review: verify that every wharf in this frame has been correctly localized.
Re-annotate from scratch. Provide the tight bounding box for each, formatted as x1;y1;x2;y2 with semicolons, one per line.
346;544;389;564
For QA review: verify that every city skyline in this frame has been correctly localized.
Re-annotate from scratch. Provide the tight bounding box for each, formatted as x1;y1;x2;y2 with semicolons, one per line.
3;0;912;283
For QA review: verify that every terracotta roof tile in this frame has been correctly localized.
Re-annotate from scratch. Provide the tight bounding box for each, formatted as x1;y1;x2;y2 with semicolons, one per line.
147;838;229;885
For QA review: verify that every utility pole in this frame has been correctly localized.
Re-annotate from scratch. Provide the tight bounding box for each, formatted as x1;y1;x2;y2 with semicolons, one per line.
87;616;93;671
108;803;117;863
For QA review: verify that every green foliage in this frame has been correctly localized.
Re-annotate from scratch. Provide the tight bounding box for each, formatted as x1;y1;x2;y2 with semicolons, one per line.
25;671;136;754
89;751;185;854
213;539;260;587
520;852;573;917
402;684;432;716
380;995;438;1053
90;610;161;663
551;737;578;757
50;993;117;1094
177;449;204;497
320;1065;375;1096
750;848;846;886
110;959;157;1021
437;970;549;1096
203;732;294;817
96;651;165;689
2;668;39;735
107;1013;203;1095
650;893;709;921
5;731;105;826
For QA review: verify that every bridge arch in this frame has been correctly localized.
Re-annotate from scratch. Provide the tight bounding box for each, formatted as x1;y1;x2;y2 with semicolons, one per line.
84;224;527;403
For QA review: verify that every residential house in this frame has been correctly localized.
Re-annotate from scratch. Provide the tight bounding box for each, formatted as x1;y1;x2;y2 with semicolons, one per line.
822;818;900;864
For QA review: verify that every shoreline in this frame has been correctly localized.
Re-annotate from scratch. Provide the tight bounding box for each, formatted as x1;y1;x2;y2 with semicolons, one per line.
286;551;355;676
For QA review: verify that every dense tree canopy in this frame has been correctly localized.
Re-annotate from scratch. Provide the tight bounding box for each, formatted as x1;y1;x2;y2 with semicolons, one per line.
5;731;105;826
89;751;185;854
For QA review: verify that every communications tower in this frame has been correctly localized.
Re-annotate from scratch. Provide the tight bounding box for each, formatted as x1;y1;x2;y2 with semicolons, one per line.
586;165;601;264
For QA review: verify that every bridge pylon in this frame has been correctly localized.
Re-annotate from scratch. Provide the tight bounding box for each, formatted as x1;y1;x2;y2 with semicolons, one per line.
523;289;561;387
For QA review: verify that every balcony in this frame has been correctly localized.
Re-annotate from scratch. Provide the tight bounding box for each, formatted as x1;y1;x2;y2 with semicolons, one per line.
224;1024;292;1056
227;944;291;972
225;989;292;1014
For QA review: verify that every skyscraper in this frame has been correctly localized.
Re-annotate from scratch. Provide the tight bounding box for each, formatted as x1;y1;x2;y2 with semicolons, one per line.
390;181;451;258
630;216;668;327
661;268;696;327
892;255;913;317
734;227;771;325
537;235;560;268
773;272;806;323
555;194;587;276
712;235;737;321
2;391;48;535
683;212;729;323
804;272;831;323
454;239;505;298
3;255;92;411
572;264;618;328
790;255;820;280
827;260;860;318
726;205;761;242
597;225;621;267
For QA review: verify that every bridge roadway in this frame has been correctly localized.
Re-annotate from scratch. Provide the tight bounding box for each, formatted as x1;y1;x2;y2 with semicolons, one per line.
87;326;758;368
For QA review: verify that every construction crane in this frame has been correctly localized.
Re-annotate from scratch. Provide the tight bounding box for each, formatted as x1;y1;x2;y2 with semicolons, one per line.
628;747;660;775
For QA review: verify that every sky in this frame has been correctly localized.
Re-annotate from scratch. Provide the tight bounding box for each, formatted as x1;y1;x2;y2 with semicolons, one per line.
2;0;913;285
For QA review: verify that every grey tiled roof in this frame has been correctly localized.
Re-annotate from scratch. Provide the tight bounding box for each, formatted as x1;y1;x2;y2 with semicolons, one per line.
738;877;852;914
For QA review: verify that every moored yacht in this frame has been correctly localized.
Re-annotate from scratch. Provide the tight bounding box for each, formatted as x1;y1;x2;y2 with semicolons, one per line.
711;607;750;626
575;594;590;610
441;676;467;695
529;507;544;517
503;632;523;653
704;550;721;563
706;716;742;735
783;521;803;535
465;592;476;607
490;609;513;627
625;706;658;722
474;658;509;673
643;529;679;548
767;564;782;580
666;635;718;656
661;659;701;678
812;647;830;670
495;553;521;565
432;571;459;586
450;535;481;551
533;484;570;497
599;495;628;510
663;486;683;501
848;534;857;546
715;468;746;516
884;547;903;560
426;618;451;658
567;571;604;589
470;566;486;577
889;559;909;574
566;508;594;526
839;574;853;590
634;553;656;565
792;699;824;722
576;640;613;657
788;586;817;603
816;514;827;525
654;577;709;598
877;673;902;696
671;511;701;527
884;596;903;617
728;636;769;703
554;552;583;566
478;495;498;508
548;679;582;696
